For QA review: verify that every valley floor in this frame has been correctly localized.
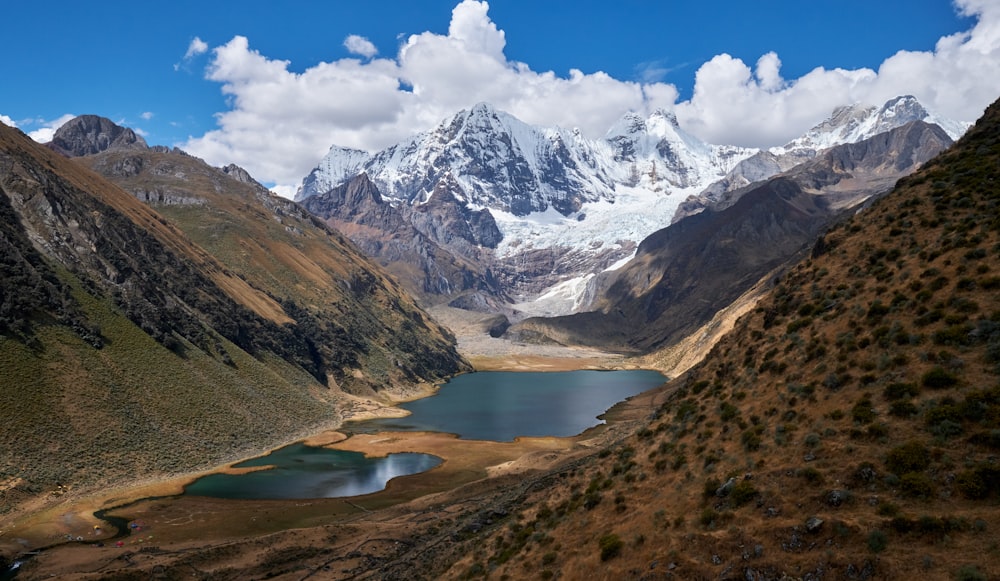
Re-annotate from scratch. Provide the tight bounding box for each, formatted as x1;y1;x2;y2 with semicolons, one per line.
427;304;631;371
0;318;664;579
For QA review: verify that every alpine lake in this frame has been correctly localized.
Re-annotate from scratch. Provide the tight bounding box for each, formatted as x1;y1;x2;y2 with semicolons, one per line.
183;369;666;500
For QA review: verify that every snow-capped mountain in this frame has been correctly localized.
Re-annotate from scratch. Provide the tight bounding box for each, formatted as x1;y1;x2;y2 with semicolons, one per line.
604;109;753;190
298;145;370;201
297;97;961;316
297;103;755;309
778;95;967;153
685;96;970;219
297;102;754;215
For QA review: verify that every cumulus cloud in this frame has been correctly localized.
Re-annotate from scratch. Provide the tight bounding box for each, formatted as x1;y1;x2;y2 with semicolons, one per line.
183;0;1000;195
28;114;76;143
676;0;1000;147
0;114;16;128
183;0;675;192
140;111;154;120
344;35;378;58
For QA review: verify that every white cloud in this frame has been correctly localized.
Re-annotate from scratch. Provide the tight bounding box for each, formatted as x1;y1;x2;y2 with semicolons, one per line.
140;111;154;120
269;184;298;199
185;37;209;59
28;114;76;143
344;35;378;59
175;36;209;71
183;1;675;194
183;0;1000;196
676;0;1000;147
0;114;16;128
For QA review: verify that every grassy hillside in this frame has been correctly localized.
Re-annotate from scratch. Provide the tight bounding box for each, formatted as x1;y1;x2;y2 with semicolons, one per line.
0;120;467;520
75;147;468;394
432;100;1000;580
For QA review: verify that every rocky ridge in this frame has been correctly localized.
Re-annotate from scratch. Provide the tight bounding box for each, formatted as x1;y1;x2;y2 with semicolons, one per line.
679;96;967;220
296;97;964;318
507;120;954;353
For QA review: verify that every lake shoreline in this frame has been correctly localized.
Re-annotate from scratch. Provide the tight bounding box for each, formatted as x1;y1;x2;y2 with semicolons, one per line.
1;352;670;574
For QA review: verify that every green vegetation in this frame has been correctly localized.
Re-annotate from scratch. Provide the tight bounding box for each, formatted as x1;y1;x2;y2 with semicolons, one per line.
598;533;624;561
867;530;888;553
885;441;932;475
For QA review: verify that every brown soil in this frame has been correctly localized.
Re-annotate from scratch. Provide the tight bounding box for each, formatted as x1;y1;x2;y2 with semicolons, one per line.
1;337;656;579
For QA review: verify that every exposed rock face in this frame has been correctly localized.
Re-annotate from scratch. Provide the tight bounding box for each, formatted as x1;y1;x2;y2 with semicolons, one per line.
408;173;502;251
46;114;148;156
296;97;962;316
677;96;962;222
509;121;953;353
301;173;503;300
511;176;843;352
677;120;953;221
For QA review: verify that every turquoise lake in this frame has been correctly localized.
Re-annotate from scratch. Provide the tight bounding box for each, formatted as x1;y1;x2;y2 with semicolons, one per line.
354;369;667;441
183;369;665;499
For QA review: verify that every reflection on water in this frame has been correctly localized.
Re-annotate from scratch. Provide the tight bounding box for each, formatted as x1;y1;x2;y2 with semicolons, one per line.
183;370;664;499
184;443;441;500
357;369;666;441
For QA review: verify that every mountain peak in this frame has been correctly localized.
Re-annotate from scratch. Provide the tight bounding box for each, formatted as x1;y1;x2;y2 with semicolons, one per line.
875;95;929;127
468;101;498;116
649;108;680;126
48;114;148;157
606;111;647;137
778;95;949;153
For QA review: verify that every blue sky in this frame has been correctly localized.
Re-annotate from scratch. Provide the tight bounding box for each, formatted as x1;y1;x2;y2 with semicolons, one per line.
2;1;997;195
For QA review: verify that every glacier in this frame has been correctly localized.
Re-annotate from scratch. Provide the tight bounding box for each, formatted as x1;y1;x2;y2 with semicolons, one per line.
297;96;966;315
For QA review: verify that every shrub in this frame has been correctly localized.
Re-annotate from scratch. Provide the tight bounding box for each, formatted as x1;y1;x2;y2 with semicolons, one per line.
703;477;722;499
885;441;931;475
719;402;740;422
800;467;824;484
883;382;919;400
729;480;758;507
956;565;987;581
867;530;888;553
852;397;877;424
889;401;919;417
876;502;899;517
968;429;1000;449
922;367;959;389
741;426;764;451
598;533;623;561
700;507;720;527
956;465;1000;499
899;472;936;499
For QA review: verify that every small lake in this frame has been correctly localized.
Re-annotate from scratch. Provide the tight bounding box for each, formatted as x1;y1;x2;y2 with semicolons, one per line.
182;369;665;500
354;369;667;441
183;443;441;500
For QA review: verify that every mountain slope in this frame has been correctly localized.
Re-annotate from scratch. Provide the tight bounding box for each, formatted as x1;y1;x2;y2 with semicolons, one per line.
511;120;953;354
681;96;965;220
301;173;503;302
0;118;467;518
297;103;756;308
76;95;1000;581
296;98;961;317
429;95;1000;580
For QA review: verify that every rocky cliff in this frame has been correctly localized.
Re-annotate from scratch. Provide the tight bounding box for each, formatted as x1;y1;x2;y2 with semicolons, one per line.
511;121;953;352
